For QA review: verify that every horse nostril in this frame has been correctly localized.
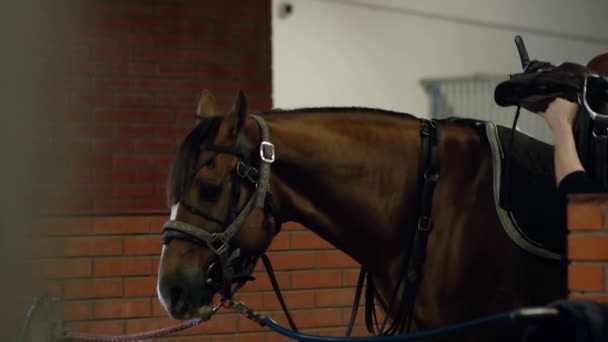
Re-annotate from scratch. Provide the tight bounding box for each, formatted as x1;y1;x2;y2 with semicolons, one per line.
170;286;184;306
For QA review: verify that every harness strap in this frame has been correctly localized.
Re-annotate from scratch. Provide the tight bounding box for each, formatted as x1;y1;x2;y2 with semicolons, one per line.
261;254;299;332
401;119;439;332
363;119;440;336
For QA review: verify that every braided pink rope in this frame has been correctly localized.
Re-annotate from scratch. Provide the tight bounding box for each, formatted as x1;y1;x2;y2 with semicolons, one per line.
61;318;203;341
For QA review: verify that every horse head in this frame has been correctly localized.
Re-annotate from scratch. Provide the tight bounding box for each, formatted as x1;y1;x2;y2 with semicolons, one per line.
157;90;279;319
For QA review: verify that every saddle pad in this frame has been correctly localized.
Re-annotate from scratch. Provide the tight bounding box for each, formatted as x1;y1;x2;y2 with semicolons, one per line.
484;122;565;260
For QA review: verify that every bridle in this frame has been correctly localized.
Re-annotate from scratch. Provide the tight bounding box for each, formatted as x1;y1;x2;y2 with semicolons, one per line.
161;114;280;301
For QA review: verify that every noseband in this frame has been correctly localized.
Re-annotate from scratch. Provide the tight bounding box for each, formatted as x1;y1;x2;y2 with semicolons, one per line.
161;115;280;300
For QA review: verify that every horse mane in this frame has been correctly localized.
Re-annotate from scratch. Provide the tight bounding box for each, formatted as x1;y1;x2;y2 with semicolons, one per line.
167;115;224;207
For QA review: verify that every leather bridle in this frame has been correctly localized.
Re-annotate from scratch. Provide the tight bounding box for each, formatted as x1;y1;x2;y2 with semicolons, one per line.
161;115;280;301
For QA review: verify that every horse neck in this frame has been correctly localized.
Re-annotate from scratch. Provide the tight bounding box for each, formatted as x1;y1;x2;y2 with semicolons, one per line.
246;111;423;269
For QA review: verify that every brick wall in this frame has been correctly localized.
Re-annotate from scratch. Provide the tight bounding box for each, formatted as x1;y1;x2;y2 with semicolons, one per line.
51;0;271;213
33;216;367;341
567;194;608;303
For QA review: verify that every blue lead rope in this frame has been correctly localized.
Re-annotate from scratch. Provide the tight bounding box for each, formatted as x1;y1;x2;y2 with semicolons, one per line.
261;307;561;341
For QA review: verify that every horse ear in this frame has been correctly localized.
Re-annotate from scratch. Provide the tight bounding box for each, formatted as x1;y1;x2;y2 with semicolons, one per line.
195;90;218;123
224;90;247;136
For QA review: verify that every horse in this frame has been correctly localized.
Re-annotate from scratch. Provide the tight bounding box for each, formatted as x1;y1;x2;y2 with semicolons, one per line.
156;90;567;341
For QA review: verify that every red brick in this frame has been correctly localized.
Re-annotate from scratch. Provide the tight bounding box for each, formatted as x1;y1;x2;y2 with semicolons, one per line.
63;301;93;321
185;314;240;335
315;288;357;308
342;269;362;286
318;250;359;269
124;236;161;255
568;264;604;291
93;169;135;183
94;199;135;212
175;21;214;34
263;290;315;310
114;184;156;197
119;2;157;16
68;123;113;137
94;109;136;122
120;63;157;75
157;64;194;76
132;47;176;62
113;155;174;169
241;272;290;291
95;298;152;319
568;293;608;303
93;138;134;153
136;170;169;183
66;320;124;335
156;94;197;108
210;333;265;342
290;231;333;250
125;277;157;297
150;216;171;233
268;233;290;251
151;300;168;317
264;251;316;270
568;235;608;260
291;270;342;289
93;216;150;234
135;140;176;153
568;203;606;230
151;256;160;275
93;77;131;89
113;124;156;137
64;236;123;256
133;109;176;123
64;279;123;299
94;257;152;277
291;309;344;329
132;17;175;32
136;198;168;211
116;93;155;106
132;78;174;90
40;258;92;278
199;65;236;79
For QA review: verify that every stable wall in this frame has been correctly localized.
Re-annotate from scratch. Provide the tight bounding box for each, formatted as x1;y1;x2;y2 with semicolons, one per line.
272;0;608;117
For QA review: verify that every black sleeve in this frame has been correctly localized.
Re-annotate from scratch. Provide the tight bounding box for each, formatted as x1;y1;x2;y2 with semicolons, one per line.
557;170;607;195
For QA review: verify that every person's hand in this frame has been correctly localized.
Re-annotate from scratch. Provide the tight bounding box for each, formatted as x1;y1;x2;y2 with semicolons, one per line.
539;97;578;130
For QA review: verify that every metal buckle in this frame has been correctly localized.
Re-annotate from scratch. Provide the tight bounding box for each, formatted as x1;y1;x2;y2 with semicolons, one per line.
208;233;229;255
417;216;432;231
260;141;275;163
424;170;439;183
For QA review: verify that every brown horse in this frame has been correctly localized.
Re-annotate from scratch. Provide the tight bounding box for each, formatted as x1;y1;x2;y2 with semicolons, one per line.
156;90;567;341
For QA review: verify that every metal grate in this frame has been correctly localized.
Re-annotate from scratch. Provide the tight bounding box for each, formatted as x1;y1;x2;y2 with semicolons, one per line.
422;75;553;144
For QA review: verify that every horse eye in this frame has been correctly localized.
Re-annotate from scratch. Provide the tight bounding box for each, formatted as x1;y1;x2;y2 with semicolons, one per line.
199;182;222;202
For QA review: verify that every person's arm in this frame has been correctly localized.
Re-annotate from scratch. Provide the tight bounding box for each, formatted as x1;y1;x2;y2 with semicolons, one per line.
539;98;584;186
